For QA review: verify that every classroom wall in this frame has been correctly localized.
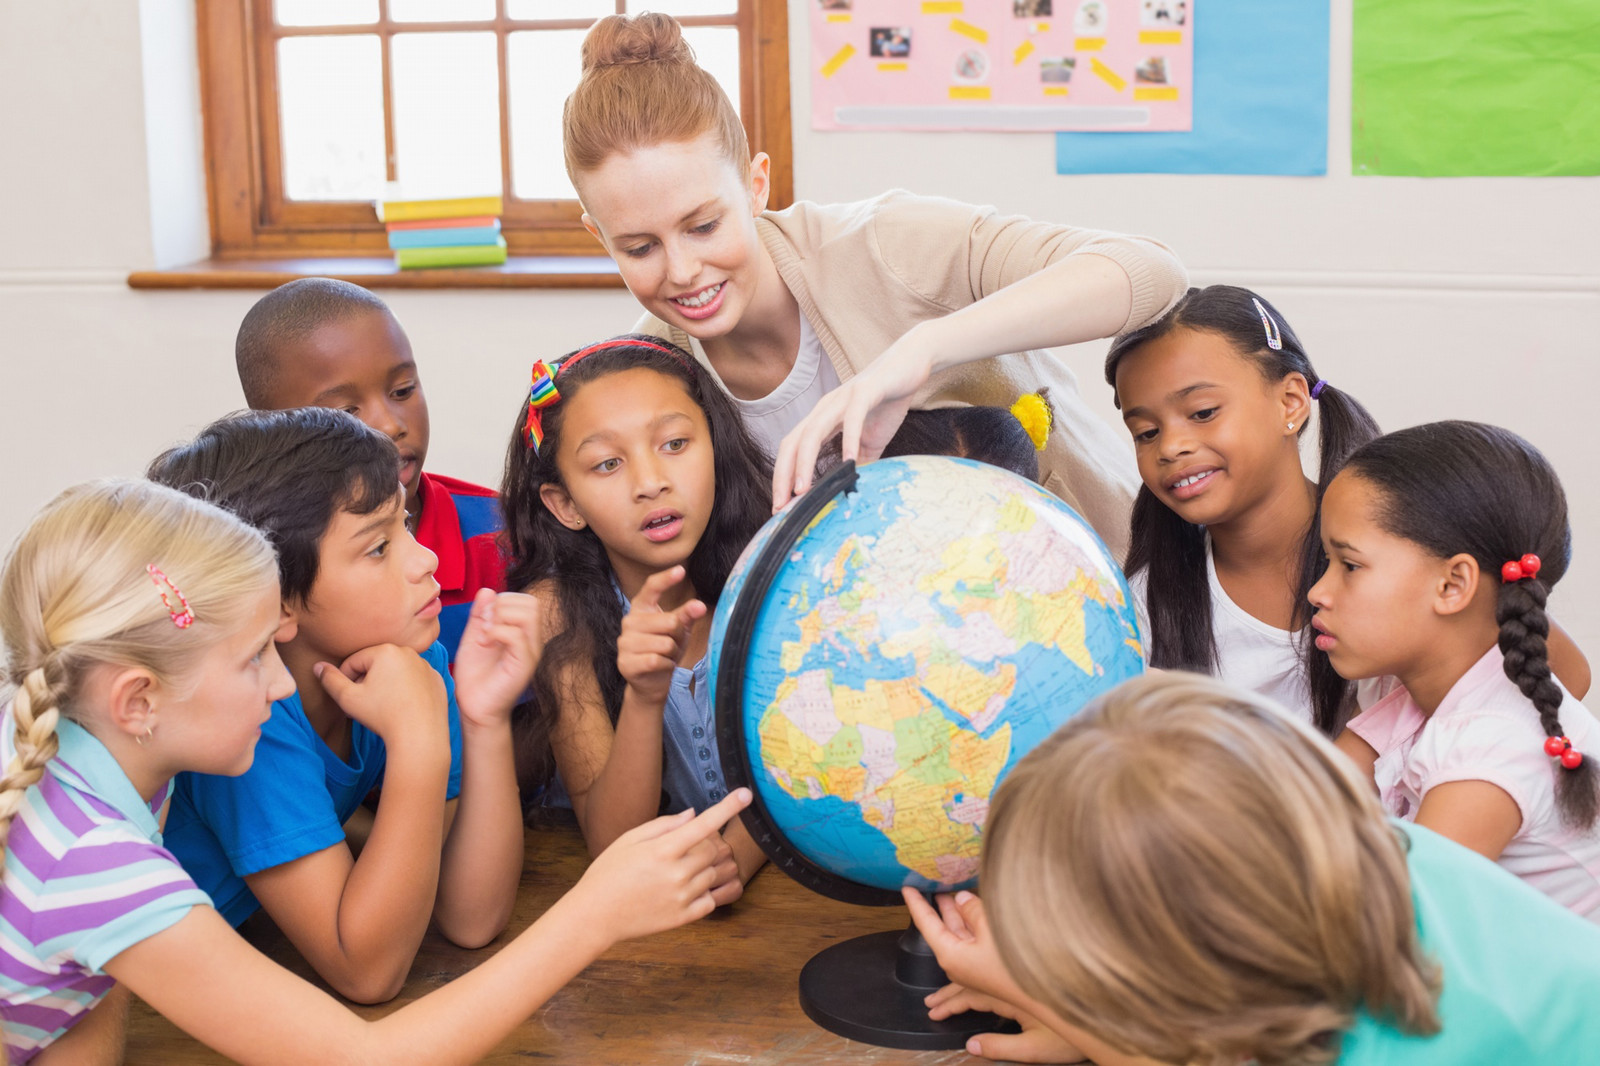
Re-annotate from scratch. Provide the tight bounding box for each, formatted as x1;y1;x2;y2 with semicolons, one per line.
1;0;1597;654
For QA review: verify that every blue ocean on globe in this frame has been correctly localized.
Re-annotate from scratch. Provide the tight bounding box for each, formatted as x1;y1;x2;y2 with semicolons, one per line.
709;455;1145;896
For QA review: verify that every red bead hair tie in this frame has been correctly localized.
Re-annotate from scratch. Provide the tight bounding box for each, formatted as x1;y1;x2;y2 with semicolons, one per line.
1501;554;1542;583
1543;735;1583;770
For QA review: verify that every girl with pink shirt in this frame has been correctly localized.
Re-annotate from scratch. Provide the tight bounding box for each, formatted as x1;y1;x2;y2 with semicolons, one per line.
1313;421;1598;918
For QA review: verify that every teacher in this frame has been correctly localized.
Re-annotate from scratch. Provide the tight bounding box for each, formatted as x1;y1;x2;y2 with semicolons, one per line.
562;13;1187;555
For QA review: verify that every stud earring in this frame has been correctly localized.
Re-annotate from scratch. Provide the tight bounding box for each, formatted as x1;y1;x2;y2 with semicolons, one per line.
1287;421;1296;431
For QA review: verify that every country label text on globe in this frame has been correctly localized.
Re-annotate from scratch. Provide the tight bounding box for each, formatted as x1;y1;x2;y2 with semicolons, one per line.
714;457;1146;895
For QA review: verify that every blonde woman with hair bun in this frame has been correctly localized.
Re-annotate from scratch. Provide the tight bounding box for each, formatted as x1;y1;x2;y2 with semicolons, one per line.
0;479;748;1065
562;12;1188;555
905;672;1600;1065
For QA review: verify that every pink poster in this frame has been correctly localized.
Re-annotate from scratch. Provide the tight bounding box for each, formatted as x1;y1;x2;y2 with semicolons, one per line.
811;0;1193;132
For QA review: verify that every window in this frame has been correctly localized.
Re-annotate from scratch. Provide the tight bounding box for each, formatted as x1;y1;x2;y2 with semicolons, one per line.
195;0;793;265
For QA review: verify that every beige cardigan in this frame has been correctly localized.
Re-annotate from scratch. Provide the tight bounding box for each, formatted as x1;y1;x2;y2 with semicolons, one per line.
635;191;1189;558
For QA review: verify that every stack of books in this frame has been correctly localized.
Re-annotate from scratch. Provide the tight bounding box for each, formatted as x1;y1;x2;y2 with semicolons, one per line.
377;194;507;269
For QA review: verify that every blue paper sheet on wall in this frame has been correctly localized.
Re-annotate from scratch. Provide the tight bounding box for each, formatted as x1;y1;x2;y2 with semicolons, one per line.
1056;0;1328;175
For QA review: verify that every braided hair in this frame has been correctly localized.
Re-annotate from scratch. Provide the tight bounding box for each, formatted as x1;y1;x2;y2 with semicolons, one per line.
1341;421;1594;828
1105;286;1381;735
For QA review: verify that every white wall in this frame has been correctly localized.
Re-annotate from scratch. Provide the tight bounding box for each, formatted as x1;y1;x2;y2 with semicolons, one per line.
1;0;1597;654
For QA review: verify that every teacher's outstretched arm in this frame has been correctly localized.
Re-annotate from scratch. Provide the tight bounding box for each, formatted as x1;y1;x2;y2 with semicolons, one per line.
772;251;1138;509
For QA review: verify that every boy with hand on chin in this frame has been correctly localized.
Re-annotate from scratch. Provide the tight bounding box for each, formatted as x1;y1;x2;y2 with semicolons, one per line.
235;278;505;667
148;407;529;1003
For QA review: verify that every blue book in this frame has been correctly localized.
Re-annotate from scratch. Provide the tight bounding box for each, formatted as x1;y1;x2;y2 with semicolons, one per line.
387;221;503;250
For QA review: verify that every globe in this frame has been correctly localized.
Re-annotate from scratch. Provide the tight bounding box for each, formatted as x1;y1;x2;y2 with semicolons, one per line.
708;455;1145;1049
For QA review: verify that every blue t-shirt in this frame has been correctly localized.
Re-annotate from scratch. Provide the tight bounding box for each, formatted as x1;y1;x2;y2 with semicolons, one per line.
1339;822;1600;1062
163;641;464;927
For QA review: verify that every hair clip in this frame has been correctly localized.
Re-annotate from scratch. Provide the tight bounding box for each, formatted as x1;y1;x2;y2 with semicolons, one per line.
1544;735;1584;770
1311;380;1330;400
146;564;195;628
1501;554;1542;583
1010;391;1054;451
1251;297;1283;352
521;338;693;452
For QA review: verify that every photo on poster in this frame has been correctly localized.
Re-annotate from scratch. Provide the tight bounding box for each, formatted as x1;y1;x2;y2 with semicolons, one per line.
1134;55;1169;83
1040;56;1076;82
1075;0;1108;34
1140;0;1186;26
1013;0;1053;16
818;0;852;9
953;47;990;81
869;26;912;57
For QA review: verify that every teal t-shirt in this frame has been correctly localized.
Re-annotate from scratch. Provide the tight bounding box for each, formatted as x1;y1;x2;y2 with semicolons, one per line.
1339;822;1600;1063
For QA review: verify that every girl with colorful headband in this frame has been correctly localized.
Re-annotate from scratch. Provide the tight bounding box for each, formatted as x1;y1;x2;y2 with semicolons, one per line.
0;479;747;1064
501;334;773;898
1315;421;1599;918
907;672;1600;1065
561;12;1189;555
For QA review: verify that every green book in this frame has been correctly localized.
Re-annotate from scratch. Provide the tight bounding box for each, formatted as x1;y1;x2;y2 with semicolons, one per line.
395;237;508;270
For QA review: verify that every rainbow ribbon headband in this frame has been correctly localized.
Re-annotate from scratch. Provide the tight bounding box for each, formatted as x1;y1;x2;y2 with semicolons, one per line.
146;564;195;628
521;338;689;452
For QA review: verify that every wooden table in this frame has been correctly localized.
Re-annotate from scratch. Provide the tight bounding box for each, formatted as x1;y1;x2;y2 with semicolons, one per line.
125;813;983;1065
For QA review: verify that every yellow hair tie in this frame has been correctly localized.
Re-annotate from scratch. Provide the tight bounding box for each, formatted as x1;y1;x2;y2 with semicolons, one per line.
1010;392;1053;451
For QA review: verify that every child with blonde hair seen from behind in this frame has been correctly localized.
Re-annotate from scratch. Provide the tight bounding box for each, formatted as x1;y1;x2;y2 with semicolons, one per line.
0;479;747;1065
907;672;1600;1065
1317;421;1600;919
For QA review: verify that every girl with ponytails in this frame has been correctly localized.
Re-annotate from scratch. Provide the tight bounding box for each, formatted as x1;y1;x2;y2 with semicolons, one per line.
0;479;747;1064
1105;284;1382;732
1316;421;1598;918
501;335;772;898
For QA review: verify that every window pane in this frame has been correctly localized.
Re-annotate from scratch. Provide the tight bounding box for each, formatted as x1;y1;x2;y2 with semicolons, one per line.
274;0;377;26
391;33;503;198
278;36;386;201
507;0;615;18
390;0;495;20
682;26;741;116
507;30;586;200
627;0;737;16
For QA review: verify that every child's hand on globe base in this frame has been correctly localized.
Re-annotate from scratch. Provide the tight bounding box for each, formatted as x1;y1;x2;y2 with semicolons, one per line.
573;789;752;943
618;566;707;707
925;984;1089;1064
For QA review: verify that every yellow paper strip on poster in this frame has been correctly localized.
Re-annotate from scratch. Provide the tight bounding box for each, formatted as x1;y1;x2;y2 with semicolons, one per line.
878;61;909;71
825;12;851;21
1035;21;1050;31
820;43;855;78
1090;57;1126;91
1075;36;1105;50
1043;85;1069;96
1134;86;1179;100
1013;39;1036;64
949;85;992;100
949;18;988;44
922;1;963;12
1138;30;1182;44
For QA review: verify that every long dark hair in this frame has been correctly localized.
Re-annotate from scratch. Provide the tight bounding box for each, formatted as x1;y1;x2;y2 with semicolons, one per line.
499;335;773;801
1341;421;1594;828
1104;286;1381;734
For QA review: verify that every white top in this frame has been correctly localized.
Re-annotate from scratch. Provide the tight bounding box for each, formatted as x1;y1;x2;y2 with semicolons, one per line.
687;311;842;460
1129;547;1312;721
1346;648;1600;922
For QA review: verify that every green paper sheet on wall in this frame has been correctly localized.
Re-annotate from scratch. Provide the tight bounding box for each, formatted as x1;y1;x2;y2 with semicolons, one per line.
1352;0;1600;176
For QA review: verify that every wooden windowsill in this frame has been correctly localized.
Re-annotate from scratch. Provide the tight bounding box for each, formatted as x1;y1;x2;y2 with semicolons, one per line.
127;255;626;291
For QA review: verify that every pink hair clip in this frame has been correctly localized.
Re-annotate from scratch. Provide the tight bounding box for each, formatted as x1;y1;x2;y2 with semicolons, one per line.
146;564;195;628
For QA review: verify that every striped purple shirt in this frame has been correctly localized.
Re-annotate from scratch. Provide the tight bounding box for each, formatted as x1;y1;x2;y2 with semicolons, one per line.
0;710;209;1064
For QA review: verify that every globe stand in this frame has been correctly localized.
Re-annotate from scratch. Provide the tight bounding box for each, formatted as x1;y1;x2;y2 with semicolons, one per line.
797;915;1020;1051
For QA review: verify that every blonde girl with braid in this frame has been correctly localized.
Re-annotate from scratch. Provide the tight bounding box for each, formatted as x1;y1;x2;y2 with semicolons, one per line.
0;479;748;1065
1314;421;1600;920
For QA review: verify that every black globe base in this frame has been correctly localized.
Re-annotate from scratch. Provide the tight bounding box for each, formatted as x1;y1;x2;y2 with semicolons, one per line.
798;920;1021;1051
